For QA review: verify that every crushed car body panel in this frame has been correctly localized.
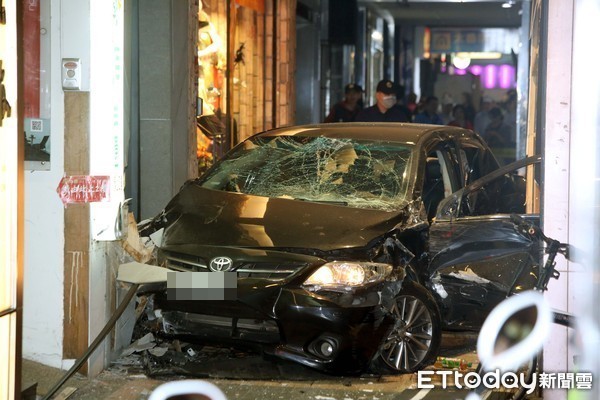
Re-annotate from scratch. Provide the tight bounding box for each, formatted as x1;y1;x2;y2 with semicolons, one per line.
158;184;408;251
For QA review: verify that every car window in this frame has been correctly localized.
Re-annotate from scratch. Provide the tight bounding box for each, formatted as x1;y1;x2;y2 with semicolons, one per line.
447;145;467;188
436;156;541;219
200;135;414;212
458;140;500;187
422;142;461;220
436;156;541;220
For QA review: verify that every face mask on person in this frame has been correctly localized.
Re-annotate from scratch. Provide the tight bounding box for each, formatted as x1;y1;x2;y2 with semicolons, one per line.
381;95;396;109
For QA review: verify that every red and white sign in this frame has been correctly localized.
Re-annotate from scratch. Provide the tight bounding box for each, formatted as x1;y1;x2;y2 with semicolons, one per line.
57;175;111;205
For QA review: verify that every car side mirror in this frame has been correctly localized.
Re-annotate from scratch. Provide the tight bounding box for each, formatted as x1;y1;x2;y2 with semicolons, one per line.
477;290;553;373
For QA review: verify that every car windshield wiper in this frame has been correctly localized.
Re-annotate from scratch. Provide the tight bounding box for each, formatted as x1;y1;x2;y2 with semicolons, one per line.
293;197;349;206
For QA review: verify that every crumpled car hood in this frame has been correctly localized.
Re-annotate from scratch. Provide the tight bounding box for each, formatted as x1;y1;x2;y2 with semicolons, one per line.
159;183;406;251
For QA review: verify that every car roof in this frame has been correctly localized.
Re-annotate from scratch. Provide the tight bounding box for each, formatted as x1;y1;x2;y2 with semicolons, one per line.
255;122;475;145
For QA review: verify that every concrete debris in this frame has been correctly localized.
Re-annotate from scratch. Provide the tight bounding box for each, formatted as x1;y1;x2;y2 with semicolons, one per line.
53;386;77;400
449;267;491;284
149;227;164;248
121;332;156;356
135;296;148;320
431;274;449;299
148;346;169;357
137;332;155;345
111;354;143;366
128;374;148;379
122;212;155;263
186;347;198;357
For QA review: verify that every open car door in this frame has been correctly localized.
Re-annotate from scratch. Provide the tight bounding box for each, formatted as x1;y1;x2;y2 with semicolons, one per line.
426;156;542;330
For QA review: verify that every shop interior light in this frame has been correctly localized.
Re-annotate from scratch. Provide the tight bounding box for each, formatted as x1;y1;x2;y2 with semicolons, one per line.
452;54;471;70
483;64;498;89
371;30;383;41
502;1;515;8
456;52;503;60
499;64;515;89
469;65;483;76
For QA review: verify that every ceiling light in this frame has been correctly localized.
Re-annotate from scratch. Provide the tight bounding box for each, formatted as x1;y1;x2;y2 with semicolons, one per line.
455;52;503;60
452;54;471;70
502;1;515;8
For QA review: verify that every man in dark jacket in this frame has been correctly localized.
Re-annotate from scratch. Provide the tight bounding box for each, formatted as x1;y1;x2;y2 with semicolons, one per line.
355;79;410;122
324;83;364;123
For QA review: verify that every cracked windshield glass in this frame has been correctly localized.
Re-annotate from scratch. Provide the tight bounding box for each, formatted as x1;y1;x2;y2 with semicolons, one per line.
200;135;413;211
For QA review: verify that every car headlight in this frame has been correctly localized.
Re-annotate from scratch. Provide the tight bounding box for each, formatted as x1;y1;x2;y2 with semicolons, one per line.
303;261;393;289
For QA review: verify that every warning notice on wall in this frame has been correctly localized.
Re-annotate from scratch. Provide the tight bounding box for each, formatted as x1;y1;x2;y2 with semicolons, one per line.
57;175;111;205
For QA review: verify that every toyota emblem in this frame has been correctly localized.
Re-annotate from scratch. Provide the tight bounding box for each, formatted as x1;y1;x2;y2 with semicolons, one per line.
209;256;234;272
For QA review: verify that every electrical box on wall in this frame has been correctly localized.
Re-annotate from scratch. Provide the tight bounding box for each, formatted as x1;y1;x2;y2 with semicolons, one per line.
62;58;81;90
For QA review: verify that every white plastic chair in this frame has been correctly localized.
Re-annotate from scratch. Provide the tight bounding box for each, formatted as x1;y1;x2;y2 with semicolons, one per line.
148;380;228;400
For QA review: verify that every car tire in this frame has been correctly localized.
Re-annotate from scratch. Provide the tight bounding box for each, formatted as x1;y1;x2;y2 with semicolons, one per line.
370;280;441;374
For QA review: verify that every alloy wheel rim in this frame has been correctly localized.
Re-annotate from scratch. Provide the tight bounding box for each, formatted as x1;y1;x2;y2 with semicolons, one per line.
381;295;434;371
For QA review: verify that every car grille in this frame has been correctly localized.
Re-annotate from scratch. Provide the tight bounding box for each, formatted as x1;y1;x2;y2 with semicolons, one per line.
160;310;281;343
165;253;208;272
163;252;307;280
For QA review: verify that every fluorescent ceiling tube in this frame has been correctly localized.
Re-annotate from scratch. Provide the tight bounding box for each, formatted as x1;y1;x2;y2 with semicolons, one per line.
455;52;503;60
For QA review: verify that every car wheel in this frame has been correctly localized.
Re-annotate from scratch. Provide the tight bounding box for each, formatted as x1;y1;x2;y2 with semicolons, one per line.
371;280;441;374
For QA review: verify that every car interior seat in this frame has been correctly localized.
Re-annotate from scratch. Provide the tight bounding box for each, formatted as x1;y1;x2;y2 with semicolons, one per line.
422;157;445;221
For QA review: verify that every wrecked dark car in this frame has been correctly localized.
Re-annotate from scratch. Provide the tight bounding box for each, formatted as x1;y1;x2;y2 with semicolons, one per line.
138;123;541;375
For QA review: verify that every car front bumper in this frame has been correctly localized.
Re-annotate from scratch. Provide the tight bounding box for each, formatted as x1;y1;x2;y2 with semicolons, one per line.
146;279;401;374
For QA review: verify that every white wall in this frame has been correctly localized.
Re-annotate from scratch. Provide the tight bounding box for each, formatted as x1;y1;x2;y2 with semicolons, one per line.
23;0;91;369
542;1;572;389
542;1;600;399
544;0;600;400
567;1;600;399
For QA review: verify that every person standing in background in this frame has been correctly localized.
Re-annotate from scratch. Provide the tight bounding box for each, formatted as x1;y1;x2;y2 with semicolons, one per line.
395;83;413;122
324;83;364;123
406;92;418;119
355;79;410;122
483;107;514;147
448;104;473;129
439;93;454;124
460;92;476;125
474;96;494;134
440;101;454;125
502;90;518;135
483;107;516;164
414;96;444;125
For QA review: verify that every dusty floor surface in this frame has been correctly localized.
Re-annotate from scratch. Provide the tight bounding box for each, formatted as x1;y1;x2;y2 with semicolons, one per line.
22;332;538;400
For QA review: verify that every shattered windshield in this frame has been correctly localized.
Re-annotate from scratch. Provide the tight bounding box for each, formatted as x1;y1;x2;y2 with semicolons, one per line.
200;135;414;211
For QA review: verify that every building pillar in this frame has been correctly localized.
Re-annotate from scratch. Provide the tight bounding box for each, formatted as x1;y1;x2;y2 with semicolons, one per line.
542;2;573;397
568;1;600;399
138;0;196;220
